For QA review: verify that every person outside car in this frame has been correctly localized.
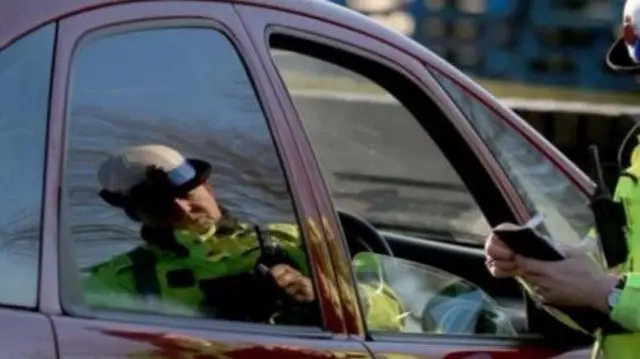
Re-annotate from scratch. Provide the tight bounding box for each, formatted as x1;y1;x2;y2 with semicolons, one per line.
485;2;640;357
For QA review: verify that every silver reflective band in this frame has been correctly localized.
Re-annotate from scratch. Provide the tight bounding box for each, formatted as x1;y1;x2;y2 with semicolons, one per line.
607;288;623;312
627;42;640;64
167;161;196;186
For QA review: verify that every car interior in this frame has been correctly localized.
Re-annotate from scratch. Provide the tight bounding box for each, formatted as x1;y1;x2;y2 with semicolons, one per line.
338;208;522;336
336;206;594;348
270;33;595;347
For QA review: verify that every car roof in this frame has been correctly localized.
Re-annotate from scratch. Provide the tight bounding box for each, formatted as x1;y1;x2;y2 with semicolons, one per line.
0;0;440;66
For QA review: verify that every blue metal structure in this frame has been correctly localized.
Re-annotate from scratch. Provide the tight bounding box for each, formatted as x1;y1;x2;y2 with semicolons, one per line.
331;0;635;92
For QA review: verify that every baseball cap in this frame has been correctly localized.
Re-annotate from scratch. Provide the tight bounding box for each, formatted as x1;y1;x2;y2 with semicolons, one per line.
97;144;211;208
607;0;640;73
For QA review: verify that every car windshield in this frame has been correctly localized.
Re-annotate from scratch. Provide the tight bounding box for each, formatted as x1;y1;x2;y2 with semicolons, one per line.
272;50;491;245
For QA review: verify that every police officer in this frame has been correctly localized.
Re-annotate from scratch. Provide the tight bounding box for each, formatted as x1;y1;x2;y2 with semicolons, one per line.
484;2;640;356
84;144;405;330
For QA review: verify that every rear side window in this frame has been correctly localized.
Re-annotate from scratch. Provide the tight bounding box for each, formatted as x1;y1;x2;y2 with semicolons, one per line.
0;24;55;307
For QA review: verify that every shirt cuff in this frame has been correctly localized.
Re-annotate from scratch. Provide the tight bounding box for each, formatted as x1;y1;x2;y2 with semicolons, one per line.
611;273;640;331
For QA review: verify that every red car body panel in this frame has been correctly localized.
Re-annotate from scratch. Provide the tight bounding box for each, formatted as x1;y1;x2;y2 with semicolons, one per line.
0;0;595;358
0;308;57;358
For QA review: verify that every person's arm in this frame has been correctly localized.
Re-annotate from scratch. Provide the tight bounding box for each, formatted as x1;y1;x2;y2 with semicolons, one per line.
264;223;311;276
266;223;406;330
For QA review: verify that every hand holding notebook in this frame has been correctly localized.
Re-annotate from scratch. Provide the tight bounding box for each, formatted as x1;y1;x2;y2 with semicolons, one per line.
492;213;565;261
490;214;627;335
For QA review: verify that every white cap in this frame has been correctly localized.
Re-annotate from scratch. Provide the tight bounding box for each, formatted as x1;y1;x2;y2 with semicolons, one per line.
625;0;640;62
607;0;640;72
98;144;187;195
625;0;640;32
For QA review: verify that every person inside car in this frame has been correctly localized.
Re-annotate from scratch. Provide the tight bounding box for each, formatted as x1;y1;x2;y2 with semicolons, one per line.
83;144;406;330
485;2;640;353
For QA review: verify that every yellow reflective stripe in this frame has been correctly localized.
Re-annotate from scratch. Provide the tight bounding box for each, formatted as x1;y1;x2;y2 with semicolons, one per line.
591;329;603;359
265;223;301;244
627;273;640;287
517;278;590;335
358;282;405;332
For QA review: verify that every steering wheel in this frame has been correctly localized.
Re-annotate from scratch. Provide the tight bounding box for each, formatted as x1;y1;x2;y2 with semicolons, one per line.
337;208;393;258
420;279;517;336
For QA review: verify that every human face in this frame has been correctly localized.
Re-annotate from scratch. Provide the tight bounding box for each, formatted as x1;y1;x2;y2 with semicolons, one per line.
173;182;222;233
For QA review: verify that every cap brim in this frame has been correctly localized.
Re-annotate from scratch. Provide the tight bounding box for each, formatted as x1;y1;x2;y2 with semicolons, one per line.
176;158;212;195
99;158;212;207
607;37;640;74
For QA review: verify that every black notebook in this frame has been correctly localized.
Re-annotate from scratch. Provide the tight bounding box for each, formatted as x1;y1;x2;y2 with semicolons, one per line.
492;214;564;261
492;215;628;335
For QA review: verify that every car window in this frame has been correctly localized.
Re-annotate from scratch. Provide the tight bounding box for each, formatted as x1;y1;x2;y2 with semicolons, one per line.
0;24;55;308
270;50;490;245
430;70;594;248
268;35;536;339
61;24;319;327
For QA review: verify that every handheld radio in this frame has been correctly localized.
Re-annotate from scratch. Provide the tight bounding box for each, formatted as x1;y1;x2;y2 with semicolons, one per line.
588;145;629;268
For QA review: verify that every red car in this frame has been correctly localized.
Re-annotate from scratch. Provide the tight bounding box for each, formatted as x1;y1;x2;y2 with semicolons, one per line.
0;0;597;358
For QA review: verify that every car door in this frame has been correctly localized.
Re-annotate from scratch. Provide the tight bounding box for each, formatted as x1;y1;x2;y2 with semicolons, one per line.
236;3;591;359
41;2;373;358
0;22;58;359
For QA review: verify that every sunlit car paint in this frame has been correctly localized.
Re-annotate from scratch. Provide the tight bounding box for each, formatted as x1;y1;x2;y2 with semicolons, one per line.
320;216;365;335
102;330;345;359
305;217;347;331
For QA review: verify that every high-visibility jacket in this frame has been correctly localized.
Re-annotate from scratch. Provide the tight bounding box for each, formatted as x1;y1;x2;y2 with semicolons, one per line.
513;142;640;358
83;218;405;330
595;141;640;359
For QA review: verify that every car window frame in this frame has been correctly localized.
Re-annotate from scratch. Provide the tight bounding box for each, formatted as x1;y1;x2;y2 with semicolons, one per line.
42;1;339;338
235;4;553;346
265;31;554;347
